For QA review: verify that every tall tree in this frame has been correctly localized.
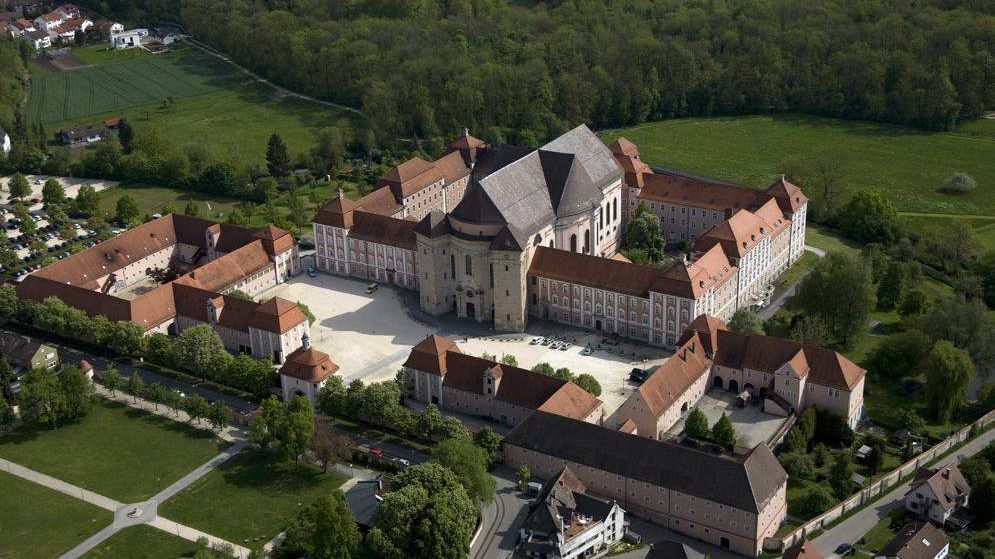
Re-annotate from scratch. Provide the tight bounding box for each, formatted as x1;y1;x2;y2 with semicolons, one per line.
282;396;315;461
103;366;122;396
59;366;93;420
277;494;361;559
8;172;30;200
684;408;709;439
574;373;602;397
266;133;291;178
711;414;736;448
41;178;65;209
432;438;496;504
622;202;664;263
19;368;65;429
829;453;853;499
835;189;900;244
798;252;875;345
924;340;974;423
117;119;135;153
115;195;141;225
728;309;764;335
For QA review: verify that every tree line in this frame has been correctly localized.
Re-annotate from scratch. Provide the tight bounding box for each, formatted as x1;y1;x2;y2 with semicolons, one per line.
86;0;994;146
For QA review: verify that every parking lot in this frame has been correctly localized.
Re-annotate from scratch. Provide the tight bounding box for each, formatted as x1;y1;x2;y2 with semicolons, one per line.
0;175;117;211
260;273;671;415
666;389;789;448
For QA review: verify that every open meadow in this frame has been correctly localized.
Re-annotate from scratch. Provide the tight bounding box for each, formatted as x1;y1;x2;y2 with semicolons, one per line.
28;44;358;166
603;115;995;245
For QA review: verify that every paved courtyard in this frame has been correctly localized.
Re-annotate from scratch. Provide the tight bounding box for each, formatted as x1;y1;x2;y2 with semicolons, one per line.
258;274;436;384
667;389;789;448
261;273;671;414
0;174;117;210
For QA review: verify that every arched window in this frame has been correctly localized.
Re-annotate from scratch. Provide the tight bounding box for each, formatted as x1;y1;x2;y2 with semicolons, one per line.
465;254;473;276
533;234;542;246
613;198;618;221
583;230;590;253
570;234;577;253
549;239;555;248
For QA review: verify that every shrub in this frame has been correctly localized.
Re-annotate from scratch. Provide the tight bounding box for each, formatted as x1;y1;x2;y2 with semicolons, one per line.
942;172;977;193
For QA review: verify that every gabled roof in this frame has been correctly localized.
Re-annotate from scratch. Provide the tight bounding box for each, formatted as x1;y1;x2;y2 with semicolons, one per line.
175;241;272;293
541;124;622;190
539;150;600;218
645;541;706;559
529;246;663;298
607;137;639;157
654;244;736;298
637;333;711;415
783;540;823;559
376;157;445;200
355;186;402;217
441;352;602;421
640;171;766;212
879;522;948;559
349;211;417;251
0;332;49;368
503;412;787;512
521;466;616;547
910;466;970;512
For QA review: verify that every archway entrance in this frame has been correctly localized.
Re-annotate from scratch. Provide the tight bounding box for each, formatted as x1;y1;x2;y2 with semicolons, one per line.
466;302;476;318
728;379;740;393
713;376;723;389
744;383;754;392
595;320;602;331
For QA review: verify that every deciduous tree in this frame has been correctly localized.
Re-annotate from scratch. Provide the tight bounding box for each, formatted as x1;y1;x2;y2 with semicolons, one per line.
798;252;875;346
277;493;361;559
728;309;764;335
925;340;974;423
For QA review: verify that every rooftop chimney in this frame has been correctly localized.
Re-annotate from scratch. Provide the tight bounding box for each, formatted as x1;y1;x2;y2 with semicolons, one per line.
302;333;311;350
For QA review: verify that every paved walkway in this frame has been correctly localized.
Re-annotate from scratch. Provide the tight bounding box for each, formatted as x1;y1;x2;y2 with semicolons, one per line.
813;425;995;557
2;389;252;559
94;384;244;443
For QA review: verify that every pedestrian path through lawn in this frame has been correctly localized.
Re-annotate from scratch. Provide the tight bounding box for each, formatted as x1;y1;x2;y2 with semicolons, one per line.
0;398;227;503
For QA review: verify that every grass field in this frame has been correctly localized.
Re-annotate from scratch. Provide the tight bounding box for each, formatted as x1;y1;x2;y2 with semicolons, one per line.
159;450;347;550
80;525;200;559
604;115;995;249
0;471;111;559
28;45;358;165
0;399;226;503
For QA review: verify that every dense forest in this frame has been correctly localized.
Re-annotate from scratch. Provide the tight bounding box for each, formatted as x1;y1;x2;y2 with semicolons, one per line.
0;37;27;136
86;0;994;145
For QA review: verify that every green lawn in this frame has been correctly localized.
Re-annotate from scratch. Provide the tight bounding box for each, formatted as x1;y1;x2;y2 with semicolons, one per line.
0;471;112;559
603;115;995;216
80;525;200;559
159;450;348;550
0;399;226;503
29;45;359;165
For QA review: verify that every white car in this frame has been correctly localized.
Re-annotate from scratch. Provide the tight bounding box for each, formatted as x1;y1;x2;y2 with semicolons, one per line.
560;342;572;351
530;337;544;345
549;341;561;350
580;347;593;356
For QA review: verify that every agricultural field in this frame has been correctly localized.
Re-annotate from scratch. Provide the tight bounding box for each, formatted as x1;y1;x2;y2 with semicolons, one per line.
603;115;995;246
27;45;358;165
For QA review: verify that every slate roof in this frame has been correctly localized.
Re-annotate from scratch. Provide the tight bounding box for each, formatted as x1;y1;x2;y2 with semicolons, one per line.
0;331;48;368
645;541;706;559
879;522;948;559
503;411;787;512
542;124;622;191
521;466;616;550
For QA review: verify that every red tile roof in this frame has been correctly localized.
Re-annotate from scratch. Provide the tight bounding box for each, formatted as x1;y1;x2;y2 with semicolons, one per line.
640;172;766;212
280;346;338;383
248;297;307;333
694;208;770;258
174;241;272;293
637;333;711;415
766;175;808;214
313;192;357;228
355;186;402;217
349;211;417;251
377;157;446;199
529;246;664;298
402;334;460;375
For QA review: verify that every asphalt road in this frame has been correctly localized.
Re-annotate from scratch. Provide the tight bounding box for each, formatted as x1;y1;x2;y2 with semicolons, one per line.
813;425;995;557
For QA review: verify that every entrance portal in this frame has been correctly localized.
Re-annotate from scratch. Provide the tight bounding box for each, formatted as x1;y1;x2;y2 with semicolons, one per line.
728;379;740;393
596;320;602;331
466;302;476;318
713;376;723;389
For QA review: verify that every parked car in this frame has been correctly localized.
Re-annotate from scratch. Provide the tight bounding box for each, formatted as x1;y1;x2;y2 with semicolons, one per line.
541;338;553;346
580;347;593;356
560;342;572;351
366;282;379;294
530;337;544;345
549;341;561;350
835;544;853;556
629;368;648;383
306;267;317;278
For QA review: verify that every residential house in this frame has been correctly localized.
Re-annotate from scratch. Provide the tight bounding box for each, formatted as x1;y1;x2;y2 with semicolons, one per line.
26;27;48;49
109;27;147;49
58;123;103;146
905;466;971;527
402;334;604;427
875;522;949;559
783;540;824;559
278;334;338;405
517;466;626;559
0;331;59;372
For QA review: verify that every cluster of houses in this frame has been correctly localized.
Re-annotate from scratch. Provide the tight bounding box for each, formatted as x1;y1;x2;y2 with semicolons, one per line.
107;23;178;51
3;3;90;50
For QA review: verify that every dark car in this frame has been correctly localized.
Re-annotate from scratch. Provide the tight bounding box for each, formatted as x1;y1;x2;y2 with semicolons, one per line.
629;368;648;383
835;543;853;555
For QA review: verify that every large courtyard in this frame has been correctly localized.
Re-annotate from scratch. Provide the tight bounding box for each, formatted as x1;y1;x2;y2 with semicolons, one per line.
666;389;790;448
259;273;671;414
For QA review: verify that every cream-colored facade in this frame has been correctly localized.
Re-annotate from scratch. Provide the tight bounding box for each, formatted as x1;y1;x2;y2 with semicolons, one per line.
502;413;788;557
